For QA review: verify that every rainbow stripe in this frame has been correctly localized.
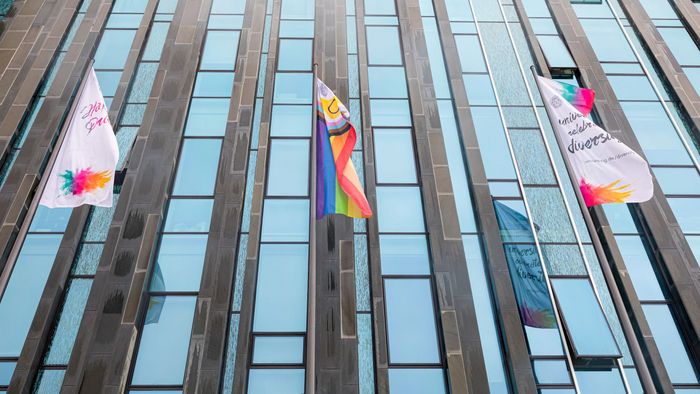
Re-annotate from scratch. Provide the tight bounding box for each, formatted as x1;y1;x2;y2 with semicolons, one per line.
59;168;112;196
316;79;372;219
553;79;595;116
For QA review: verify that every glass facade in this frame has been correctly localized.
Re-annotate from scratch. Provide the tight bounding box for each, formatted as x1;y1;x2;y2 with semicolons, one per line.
0;0;700;392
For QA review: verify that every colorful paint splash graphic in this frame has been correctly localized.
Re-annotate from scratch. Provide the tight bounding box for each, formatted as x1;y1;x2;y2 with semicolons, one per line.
580;178;633;207
59;168;112;196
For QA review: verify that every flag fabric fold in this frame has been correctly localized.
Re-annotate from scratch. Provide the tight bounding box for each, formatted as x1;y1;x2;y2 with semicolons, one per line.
40;67;118;208
536;75;653;207
316;78;372;219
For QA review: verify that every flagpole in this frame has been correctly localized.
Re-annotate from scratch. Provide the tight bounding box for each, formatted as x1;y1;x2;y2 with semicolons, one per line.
0;59;95;295
306;62;318;394
530;65;656;393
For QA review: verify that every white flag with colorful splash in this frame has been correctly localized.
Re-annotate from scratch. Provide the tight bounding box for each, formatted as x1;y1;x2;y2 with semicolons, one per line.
40;67;118;208
536;75;653;207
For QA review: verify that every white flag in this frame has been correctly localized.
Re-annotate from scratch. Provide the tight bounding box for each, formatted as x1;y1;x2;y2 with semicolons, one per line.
40;67;118;208
536;75;653;207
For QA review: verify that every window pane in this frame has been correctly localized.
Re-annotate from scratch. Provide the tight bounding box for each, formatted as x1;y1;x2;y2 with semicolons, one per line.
95;71;122;97
211;0;246;13
151;234;208;292
271;105;312;136
388;369;446;394
654;167;700;195
575;368;627;394
112;0;148;13
163;199;214;232
279;20;315;38
533;359;571;385
614;235;664;301
608;75;656;101
273;73;313;104
374;128;416;183
471;107;516;179
252;336;304;364
364;0;395;15
463;74;496;105
379;235;431;275
455;35;487;72
668;198;700;233
193;72;234;97
281;0;314;19
376;187;425;233
658;27;700;66
248;369;305;394
43;279;92;365
30;206;72;232
643;304;700;383
0;235;62;356
278;39;312;71
267;139;309;196
0;362;15;386
551;278;620;357
621;102;692;165
366;26;402;65
638;0;677;19
201;31;240;70
253;244;308;332
368;67;407;98
184;98;230;136
369;99;411;127
579;19;635;62
172;139;222;196
131;296;197;385
385;279;440;363
107;13;142;28
538;35;575;68
261;199;310;242
94;30;136;70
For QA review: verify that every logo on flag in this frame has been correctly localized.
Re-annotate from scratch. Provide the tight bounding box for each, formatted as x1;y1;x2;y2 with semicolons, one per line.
536;76;653;207
40;67;119;208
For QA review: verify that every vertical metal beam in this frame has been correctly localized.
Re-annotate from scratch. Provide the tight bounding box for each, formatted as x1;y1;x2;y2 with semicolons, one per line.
396;1;489;392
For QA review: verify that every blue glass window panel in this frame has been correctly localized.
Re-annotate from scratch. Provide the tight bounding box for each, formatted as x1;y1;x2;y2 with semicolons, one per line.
0;362;15;386
376;187;425;233
454;35;486;72
0;235;62;356
222;314;239;394
608;75;656;101
364;0;395;15
379;235;430;275
365;16;398;25
533;360;571;385
157;0;178;13
423;20;449;100
163;199;214;232
385;279;440;363
208;15;244;30
621;102;692;165
121;103;145;124
112;0;148;13
72;244;102;276
471;107;516;179
684;67;700;94
358;314;375;394
369;99;411;127
95;71;121;97
252;336;304;364
525;325;564;356
658;27;700;66
575;368;627;394
638;0;677;19
494;200;535;242
131;296;196;385
278;39;312;71
261;199;310;242
211;0;246;13
253;244;308;332
374;128;416;184
184;98;230;136
539;390;575;394
368;67;408;99
625;367;644;394
387;369;446;394
151;234;208;292
489;181;520;198
463;74;496;105
279;20;315;38
94;30;136;70
172;139;222;196
551;278;620;357
247;369;305;394
538;35;575;68
445;0;472;20
643;304;700;383
366;26;402;65
654;167;700;195
579;19;635;62
106;13;142;28
34;369;65;394
273;73;313;104
270;105;312;136
450;22;477;34
128;62;158;103
668;198;700;233
43;279;92;365
687;235;700;264
281;0;314;19
30;206;72;232
602;203;636;233
530;19;557;35
267;139;309;196
614;235;663;300
193;72;234;97
201;31;240;71
116;127;138;170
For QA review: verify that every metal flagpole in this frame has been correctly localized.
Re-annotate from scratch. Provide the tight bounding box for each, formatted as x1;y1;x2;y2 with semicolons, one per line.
0;59;96;296
529;65;657;393
306;62;318;394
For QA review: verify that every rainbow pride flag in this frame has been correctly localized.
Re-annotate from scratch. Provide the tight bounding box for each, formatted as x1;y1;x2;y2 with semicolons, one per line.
316;79;372;219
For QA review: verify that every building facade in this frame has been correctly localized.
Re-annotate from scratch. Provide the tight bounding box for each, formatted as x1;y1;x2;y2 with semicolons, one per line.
0;0;699;393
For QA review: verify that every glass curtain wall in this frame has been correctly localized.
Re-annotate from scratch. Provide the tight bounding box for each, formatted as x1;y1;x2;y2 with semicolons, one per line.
126;0;246;391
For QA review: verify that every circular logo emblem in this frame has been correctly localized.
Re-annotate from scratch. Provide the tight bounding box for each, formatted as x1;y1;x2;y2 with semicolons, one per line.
551;97;562;108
